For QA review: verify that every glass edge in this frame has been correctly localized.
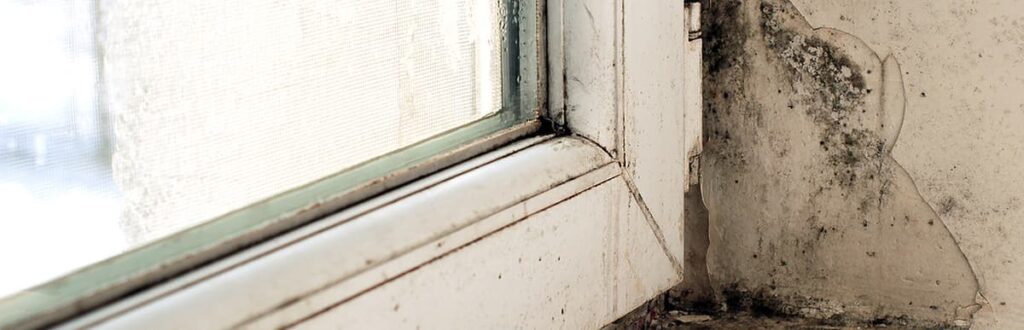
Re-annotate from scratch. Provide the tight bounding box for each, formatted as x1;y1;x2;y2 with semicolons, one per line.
0;115;539;328
518;0;546;121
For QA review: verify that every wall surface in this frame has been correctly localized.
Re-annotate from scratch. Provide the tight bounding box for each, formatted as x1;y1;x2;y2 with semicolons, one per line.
701;0;1024;328
787;1;1024;328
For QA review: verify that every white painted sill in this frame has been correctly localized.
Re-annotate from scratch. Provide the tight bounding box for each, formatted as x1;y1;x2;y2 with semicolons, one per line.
61;135;621;329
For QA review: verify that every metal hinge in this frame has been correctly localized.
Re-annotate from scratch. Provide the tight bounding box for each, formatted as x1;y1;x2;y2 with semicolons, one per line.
683;0;703;190
685;1;702;41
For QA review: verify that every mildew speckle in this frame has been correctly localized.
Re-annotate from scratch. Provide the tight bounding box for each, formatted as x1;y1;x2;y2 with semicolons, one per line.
938;196;961;216
761;2;882;188
701;0;980;326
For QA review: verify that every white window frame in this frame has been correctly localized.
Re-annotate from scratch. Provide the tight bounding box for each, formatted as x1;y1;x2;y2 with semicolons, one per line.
29;1;702;329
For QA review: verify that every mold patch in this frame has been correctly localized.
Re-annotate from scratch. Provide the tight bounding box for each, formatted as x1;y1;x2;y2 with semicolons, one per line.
701;0;980;326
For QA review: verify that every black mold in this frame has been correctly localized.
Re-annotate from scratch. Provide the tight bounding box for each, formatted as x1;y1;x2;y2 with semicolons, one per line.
761;2;880;188
700;0;979;327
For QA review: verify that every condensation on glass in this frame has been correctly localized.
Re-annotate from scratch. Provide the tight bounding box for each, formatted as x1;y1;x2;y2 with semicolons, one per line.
0;0;505;299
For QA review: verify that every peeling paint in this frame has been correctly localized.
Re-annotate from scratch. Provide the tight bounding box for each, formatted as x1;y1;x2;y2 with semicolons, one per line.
700;0;980;326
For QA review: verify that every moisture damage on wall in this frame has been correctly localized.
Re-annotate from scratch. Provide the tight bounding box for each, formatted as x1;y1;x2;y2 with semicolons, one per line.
694;0;984;327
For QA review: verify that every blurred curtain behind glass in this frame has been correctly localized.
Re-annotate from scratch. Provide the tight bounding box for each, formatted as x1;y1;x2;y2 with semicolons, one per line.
105;0;500;246
0;0;123;297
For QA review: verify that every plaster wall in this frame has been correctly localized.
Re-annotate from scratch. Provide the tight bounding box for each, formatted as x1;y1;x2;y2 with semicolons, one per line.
701;0;1024;327
789;3;1024;328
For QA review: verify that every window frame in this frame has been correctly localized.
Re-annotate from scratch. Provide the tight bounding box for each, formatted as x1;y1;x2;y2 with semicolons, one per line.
49;0;706;323
4;0;703;327
0;0;545;328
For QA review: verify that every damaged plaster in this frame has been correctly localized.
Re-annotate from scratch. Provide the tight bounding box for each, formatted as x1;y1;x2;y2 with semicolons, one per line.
784;1;1024;328
700;0;982;326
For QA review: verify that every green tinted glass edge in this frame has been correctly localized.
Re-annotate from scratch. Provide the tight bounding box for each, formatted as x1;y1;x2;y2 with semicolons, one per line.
0;114;534;328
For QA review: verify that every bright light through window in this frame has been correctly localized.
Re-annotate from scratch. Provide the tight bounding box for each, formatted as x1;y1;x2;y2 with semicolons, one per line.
0;0;512;299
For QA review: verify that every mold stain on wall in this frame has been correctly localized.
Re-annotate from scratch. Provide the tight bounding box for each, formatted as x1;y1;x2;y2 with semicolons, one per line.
699;0;982;326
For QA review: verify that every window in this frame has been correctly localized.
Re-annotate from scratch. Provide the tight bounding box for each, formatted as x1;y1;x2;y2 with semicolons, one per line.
0;0;541;327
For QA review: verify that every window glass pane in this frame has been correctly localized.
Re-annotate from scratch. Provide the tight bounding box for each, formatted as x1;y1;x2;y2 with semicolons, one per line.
0;0;117;297
0;0;516;301
106;0;503;244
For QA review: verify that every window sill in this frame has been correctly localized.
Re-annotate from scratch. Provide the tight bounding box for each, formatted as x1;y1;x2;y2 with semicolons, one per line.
64;135;633;329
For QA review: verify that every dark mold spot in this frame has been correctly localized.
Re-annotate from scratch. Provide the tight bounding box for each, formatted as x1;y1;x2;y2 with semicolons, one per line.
704;1;748;77
702;0;756;172
759;3;881;188
938;196;960;215
721;284;798;318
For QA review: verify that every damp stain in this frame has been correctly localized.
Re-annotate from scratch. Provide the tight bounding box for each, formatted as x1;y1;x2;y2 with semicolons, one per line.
700;0;980;326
